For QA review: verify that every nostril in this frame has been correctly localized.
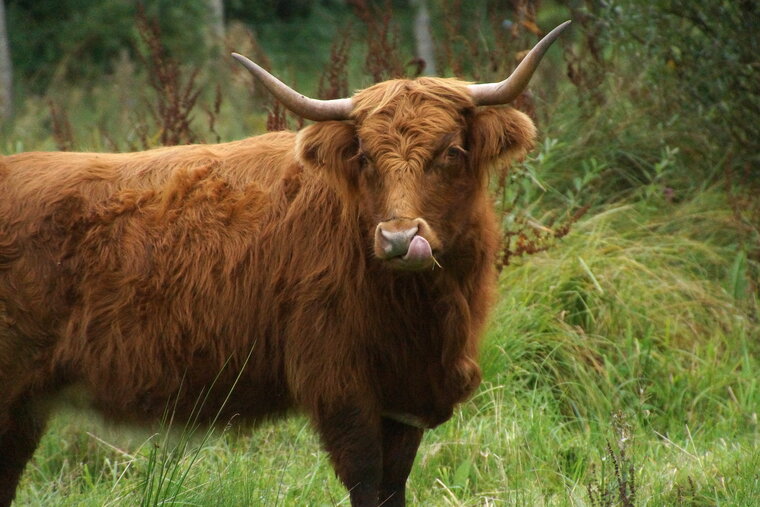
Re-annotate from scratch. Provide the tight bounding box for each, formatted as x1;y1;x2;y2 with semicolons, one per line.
379;226;419;257
380;226;418;243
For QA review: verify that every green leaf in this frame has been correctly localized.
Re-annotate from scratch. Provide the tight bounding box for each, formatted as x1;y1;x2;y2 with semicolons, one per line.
728;249;748;301
452;458;472;490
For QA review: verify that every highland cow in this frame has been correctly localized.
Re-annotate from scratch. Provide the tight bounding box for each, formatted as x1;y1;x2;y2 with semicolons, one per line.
0;22;569;507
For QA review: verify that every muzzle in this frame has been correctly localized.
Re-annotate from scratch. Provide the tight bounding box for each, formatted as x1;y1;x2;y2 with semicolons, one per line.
374;218;438;271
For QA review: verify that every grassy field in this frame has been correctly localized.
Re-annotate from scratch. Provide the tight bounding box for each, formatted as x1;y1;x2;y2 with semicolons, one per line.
4;4;759;506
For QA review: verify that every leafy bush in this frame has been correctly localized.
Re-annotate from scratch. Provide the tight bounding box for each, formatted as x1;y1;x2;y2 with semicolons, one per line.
599;0;760;177
7;0;209;92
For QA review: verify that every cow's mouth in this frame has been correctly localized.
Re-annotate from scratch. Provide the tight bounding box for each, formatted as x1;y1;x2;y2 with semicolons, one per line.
405;235;432;261
387;235;437;271
374;218;440;271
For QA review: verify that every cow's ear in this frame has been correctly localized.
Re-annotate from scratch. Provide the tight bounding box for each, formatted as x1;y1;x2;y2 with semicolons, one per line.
295;121;360;197
467;107;536;175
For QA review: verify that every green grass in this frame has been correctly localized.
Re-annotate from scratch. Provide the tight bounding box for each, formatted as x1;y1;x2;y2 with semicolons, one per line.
13;187;759;506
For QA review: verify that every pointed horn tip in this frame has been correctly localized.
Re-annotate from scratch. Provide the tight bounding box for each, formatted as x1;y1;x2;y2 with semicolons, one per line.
229;50;353;121
468;20;573;106
546;20;572;39
540;20;572;49
231;52;261;71
532;20;572;48
230;52;268;77
230;52;249;64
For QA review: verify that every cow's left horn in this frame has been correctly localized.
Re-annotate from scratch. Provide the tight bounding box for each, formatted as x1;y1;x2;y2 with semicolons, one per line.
232;53;353;121
469;20;571;106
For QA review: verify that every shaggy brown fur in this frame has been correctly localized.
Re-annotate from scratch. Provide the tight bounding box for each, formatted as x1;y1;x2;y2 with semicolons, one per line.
0;77;535;506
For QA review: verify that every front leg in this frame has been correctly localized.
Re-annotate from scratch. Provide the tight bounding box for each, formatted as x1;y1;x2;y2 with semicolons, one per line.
313;402;383;507
379;418;424;507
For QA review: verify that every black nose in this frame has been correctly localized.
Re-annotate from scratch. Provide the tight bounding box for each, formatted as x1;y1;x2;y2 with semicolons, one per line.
378;225;418;258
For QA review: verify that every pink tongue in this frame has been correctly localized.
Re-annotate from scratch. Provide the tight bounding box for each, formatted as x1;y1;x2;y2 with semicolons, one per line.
403;235;432;262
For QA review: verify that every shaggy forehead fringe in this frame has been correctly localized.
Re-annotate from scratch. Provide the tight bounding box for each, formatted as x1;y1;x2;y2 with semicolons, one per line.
348;78;477;174
351;77;474;121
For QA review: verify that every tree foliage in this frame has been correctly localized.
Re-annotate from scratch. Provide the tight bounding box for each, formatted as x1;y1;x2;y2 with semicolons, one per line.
600;0;760;173
7;0;208;91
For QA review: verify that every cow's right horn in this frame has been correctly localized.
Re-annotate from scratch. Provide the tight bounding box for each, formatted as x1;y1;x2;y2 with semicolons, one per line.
469;20;571;106
232;53;353;121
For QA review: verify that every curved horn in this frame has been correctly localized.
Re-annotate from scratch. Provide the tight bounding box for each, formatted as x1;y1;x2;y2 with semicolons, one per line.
231;53;353;121
469;20;571;106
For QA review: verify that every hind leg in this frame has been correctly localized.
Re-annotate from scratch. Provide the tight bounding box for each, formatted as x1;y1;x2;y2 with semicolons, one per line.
0;398;48;507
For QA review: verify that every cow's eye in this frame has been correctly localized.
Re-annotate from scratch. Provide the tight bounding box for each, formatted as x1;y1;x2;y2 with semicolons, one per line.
356;152;379;181
446;146;466;161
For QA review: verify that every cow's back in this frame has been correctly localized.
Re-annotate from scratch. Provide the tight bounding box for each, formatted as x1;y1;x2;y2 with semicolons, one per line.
0;133;299;414
0;133;296;222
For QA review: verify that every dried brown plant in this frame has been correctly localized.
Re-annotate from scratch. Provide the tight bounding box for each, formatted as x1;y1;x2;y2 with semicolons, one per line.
47;100;75;151
586;412;637;507
347;0;406;82
557;0;609;110
318;25;352;100
497;204;588;272
135;4;201;147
